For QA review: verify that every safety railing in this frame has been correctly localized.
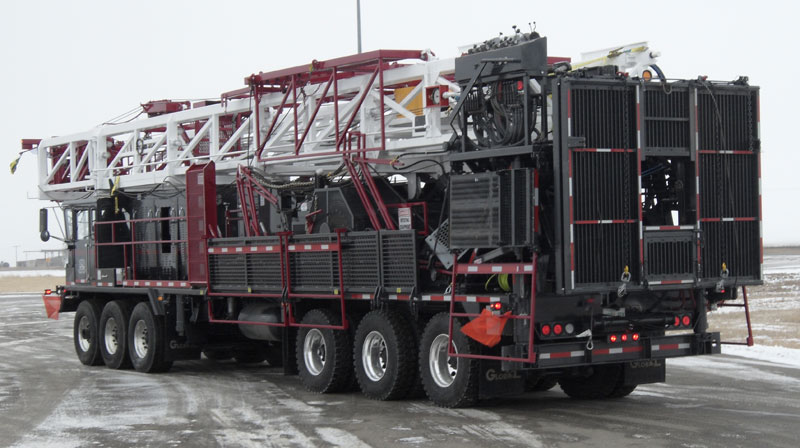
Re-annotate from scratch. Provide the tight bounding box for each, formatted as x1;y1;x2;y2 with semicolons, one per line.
447;254;538;364
94;215;188;284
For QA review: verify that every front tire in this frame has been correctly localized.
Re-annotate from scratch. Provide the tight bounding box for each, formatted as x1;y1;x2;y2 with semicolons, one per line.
295;309;352;393
99;300;134;369
74;300;103;366
353;310;416;400
128;302;173;373
419;313;478;408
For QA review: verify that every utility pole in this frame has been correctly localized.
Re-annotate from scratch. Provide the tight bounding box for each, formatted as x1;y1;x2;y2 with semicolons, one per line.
357;0;362;54
12;245;19;267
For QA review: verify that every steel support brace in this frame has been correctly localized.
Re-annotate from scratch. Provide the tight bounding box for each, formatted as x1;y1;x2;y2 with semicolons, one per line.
344;158;382;230
719;286;755;346
357;161;396;230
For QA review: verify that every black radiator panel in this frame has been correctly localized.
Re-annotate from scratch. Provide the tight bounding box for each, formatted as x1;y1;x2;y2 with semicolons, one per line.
701;221;760;279
699;153;759;219
570;86;637;150
449;169;533;249
644;231;695;281
643;85;691;156
574;223;639;285
698;89;758;152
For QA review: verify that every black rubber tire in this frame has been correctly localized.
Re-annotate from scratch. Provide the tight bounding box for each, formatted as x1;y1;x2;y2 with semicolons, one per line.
99;300;134;369
419;312;479;408
609;383;638;398
526;376;559;392
295;309;352;393
233;347;266;364
264;343;283;367
399;311;426;399
353;310;417;400
559;364;623;399
74;300;103;366
128;302;173;373
203;349;233;361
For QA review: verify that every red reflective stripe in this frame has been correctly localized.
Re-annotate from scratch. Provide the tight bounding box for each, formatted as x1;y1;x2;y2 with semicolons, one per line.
567;89;572;118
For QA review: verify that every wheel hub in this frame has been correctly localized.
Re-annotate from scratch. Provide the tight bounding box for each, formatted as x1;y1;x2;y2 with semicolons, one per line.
304;329;326;376
362;331;388;382
133;320;149;359
104;317;119;355
429;334;458;388
77;316;91;352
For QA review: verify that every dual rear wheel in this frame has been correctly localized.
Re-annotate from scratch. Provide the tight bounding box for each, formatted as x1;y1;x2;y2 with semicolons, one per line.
295;309;478;407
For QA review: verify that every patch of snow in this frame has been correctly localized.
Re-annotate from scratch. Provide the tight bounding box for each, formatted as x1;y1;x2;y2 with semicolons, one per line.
672;356;800;387
723;345;800;368
763;255;800;274
0;270;64;278
397;436;429;444
315;427;371;448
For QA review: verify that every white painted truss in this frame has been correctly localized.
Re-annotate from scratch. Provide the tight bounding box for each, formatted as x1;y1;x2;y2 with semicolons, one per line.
34;52;458;202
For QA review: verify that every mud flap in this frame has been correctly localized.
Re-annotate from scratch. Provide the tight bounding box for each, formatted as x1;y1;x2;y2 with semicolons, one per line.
622;359;666;386
478;359;525;399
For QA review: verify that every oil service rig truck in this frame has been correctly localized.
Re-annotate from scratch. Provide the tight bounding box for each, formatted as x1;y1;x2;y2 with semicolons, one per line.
28;29;760;407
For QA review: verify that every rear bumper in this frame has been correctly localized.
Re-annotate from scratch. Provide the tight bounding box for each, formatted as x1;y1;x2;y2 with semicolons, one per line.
534;332;721;369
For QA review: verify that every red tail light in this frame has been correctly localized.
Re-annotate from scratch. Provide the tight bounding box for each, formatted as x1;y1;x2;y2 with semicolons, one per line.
632;333;640;341
621;333;628;342
541;324;551;336
682;315;691;327
44;289;52;295
553;324;563;335
609;334;618;343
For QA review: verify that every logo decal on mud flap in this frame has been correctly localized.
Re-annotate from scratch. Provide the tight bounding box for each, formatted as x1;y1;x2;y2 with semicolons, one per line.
485;369;522;381
628;359;664;369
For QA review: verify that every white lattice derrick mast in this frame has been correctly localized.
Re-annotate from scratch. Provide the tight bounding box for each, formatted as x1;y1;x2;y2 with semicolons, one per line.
34;50;458;203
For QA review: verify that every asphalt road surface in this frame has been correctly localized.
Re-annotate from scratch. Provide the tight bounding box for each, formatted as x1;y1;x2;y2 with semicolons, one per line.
2;293;798;448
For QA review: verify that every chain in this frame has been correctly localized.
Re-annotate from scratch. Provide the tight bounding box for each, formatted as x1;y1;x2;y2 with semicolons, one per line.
713;88;725;262
747;93;754;151
622;86;631;273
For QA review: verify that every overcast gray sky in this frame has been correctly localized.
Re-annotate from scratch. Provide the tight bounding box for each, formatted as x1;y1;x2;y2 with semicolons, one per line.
0;0;796;265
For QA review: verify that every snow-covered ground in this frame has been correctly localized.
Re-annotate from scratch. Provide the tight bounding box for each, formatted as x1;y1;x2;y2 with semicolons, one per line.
764;253;800;274
0;269;63;278
1;254;799;447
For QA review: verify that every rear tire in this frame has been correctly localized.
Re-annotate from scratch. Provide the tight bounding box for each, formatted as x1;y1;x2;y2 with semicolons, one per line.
526;376;559;392
203;349;233;361
419;313;478;408
99;300;134;369
559;364;622;399
353;310;416;400
264;343;283;367
74;300;103;366
609;384;637;398
295;309;352;393
128;302;173;373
